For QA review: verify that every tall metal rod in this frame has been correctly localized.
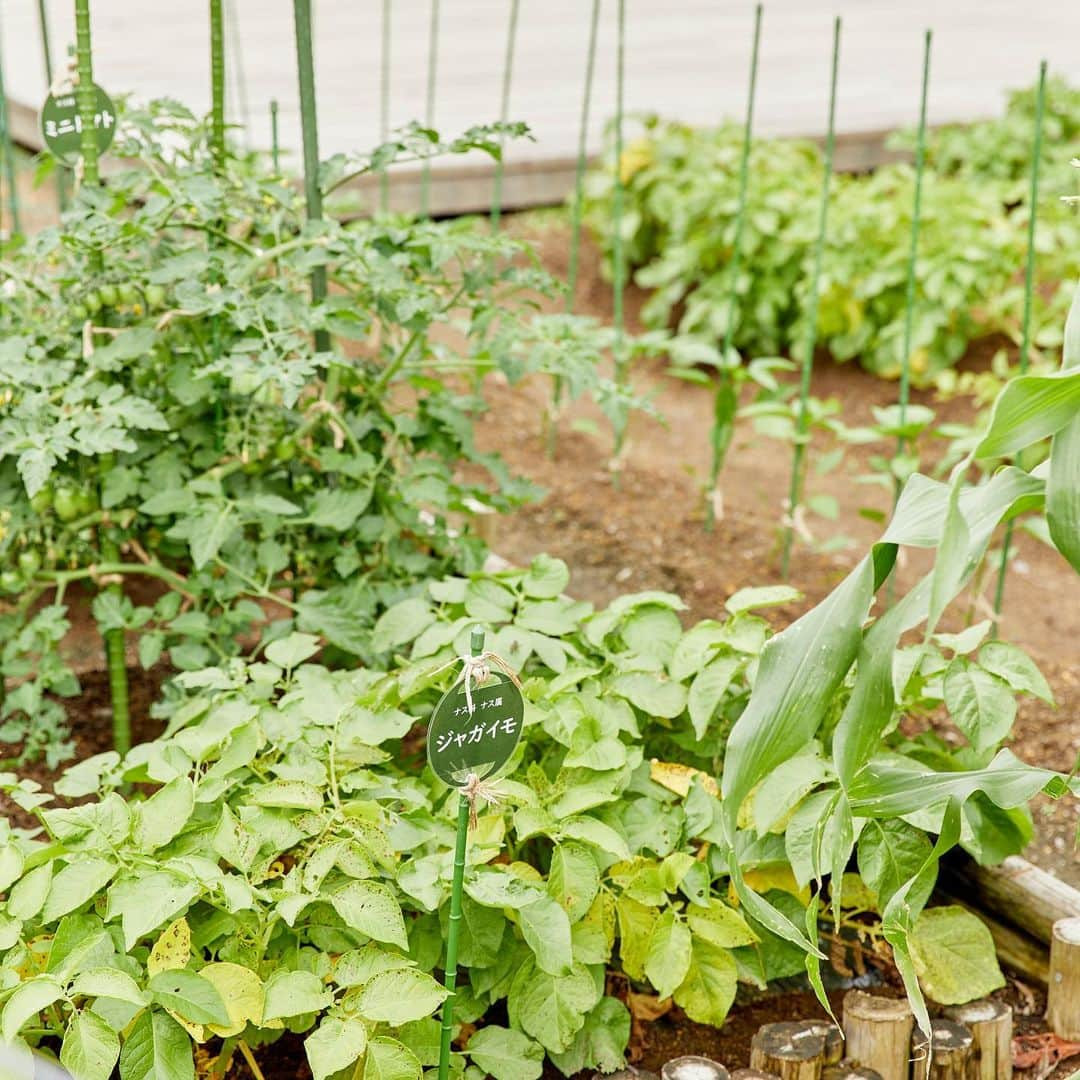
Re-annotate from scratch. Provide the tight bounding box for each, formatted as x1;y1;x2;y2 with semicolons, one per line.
209;0;226;167
225;0;251;144
378;0;391;212
270;98;280;173
565;0;602;313
896;30;933;458
0;6;21;235
489;0;521;230
546;0;601;459
292;0;332;362
610;0;629;463
420;0;441;218
706;1;763;530
993;58;1048;631
779;15;841;579
436;627;486;1080
36;0;67;210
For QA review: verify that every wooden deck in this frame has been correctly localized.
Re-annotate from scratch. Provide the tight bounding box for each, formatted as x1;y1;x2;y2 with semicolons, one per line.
3;1;1079;214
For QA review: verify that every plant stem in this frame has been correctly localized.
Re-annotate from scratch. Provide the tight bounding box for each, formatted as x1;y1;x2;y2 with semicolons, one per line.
548;0;601;458
993;58;1047;634
0;7;22;235
291;0;332;374
610;0;629;465
780;15;841;580
706;2;763;529
489;0;521;232
209;0;226;168
378;0;391;213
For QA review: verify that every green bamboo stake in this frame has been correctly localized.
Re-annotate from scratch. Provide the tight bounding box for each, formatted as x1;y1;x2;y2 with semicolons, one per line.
420;0;441;218
779;15;841;580
895;30;932;465
292;0;332;364
270;98;280;173
547;0;601;458
489;0;521;230
610;0;629;465
36;0;68;212
0;7;22;236
705;1;763;531
209;0;226;167
378;0;391;213
992;58;1047;631
74;0;129;754
436;627;486;1080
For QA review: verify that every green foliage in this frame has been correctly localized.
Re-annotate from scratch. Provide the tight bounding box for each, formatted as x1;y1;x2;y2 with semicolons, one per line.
0;101;636;764
586;83;1080;379
0;542;1062;1074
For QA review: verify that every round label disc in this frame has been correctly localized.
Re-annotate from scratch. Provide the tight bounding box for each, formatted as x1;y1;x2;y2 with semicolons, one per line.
427;671;524;787
41;85;117;166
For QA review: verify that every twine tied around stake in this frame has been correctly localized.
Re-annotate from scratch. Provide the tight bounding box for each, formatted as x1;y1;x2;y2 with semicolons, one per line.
432;649;523;717
461;772;503;829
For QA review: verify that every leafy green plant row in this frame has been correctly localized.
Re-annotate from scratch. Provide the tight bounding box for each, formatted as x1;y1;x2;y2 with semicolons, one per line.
0;101;656;767
2;270;1078;1073
585;77;1080;380
0;545;1060;1080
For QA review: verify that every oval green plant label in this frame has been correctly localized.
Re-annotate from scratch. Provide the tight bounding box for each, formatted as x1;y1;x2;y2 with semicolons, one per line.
427;671;524;787
41;85;117;166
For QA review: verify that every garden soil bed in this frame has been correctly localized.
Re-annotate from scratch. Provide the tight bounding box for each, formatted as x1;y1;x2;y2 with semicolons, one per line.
3;196;1079;1078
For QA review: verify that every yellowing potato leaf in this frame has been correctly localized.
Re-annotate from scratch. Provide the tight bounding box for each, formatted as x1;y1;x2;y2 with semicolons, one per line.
201;962;264;1037
731;866;810;907
147;918;190;977
649;760;718;799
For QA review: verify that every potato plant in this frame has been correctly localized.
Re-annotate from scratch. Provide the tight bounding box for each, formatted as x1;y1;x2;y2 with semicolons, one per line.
0;545;1064;1080
0;101;638;765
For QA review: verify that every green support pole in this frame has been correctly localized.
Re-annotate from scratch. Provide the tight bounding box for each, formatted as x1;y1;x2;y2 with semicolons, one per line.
895;30;932;468
292;0;332;364
36;0;67;212
489;0;521;230
225;0;251;145
75;0;129;754
779;15;841;580
565;0;601;313
270;98;280;173
611;0;629;464
705;2;763;531
210;0;226;167
547;0;600;458
420;0;441;218
993;59;1047;632
436;627;485;1080
0;8;22;236
378;0;391;213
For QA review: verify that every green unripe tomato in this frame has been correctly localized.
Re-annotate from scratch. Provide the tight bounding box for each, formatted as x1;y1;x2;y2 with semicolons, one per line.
0;570;23;594
84;290;103;315
98;284;119;307
118;283;139;306
53;486;82;523
75;490;98;516
274;437;299;462
30;486;54;514
70;303;89;323
145;284;167;309
17;550;41;577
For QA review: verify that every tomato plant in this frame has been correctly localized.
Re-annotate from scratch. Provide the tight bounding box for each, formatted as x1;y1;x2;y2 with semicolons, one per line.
0;102;644;765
